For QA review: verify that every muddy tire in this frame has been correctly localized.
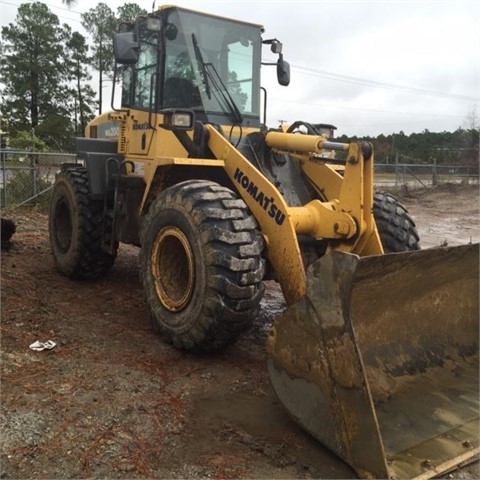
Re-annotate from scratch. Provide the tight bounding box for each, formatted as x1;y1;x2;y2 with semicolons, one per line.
373;190;420;252
140;180;265;352
49;167;117;279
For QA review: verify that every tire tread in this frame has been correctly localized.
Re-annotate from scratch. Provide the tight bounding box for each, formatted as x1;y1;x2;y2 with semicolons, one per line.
140;180;265;352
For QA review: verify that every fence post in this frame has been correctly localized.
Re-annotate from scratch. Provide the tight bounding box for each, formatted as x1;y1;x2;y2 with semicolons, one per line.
30;152;40;198
432;157;437;186
395;153;399;190
1;149;6;207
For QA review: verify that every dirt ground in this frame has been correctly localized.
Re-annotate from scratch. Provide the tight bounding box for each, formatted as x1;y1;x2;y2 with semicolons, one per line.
1;183;479;479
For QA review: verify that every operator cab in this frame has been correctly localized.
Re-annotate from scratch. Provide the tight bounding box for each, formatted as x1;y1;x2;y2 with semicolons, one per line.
113;5;289;127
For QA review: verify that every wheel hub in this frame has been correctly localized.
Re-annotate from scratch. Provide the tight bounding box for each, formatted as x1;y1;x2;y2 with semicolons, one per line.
151;226;195;312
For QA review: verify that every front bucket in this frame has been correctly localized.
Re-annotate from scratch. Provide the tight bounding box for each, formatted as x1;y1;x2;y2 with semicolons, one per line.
267;244;479;479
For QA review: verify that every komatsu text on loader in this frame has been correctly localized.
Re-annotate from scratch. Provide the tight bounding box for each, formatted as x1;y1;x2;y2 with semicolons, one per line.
49;5;479;479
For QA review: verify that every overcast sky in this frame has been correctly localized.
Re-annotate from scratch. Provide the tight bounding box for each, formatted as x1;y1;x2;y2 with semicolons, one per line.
1;0;479;136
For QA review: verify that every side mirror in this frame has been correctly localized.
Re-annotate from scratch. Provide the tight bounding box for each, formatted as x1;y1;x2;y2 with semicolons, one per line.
277;56;290;86
113;31;138;65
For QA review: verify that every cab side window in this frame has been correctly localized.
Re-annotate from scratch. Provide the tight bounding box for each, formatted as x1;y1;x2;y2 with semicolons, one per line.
134;37;157;108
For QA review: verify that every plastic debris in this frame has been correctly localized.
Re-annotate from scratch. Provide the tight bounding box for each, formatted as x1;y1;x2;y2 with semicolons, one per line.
29;340;57;351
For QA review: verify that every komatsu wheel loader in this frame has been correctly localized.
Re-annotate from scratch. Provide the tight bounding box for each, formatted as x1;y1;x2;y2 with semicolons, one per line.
48;5;479;479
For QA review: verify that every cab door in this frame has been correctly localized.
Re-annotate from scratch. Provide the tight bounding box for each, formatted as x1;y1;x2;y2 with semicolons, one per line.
122;22;159;156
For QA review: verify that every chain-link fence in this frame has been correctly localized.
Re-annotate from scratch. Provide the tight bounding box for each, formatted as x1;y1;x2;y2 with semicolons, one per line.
1;148;479;208
0;149;77;208
375;163;479;190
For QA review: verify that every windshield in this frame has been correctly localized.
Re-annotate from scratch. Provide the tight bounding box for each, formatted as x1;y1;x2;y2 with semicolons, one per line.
162;9;261;122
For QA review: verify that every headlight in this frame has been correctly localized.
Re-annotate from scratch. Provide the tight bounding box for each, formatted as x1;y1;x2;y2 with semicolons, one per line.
160;109;194;130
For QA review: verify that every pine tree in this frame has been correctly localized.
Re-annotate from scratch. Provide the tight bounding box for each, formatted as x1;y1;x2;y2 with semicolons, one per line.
65;29;97;136
117;3;148;24
81;3;117;115
1;2;71;149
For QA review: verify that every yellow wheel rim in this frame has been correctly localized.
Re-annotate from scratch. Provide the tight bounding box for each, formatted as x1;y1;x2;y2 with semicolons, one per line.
151;226;195;312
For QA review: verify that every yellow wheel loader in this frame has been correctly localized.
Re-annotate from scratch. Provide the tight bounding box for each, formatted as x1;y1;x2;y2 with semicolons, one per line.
48;5;479;479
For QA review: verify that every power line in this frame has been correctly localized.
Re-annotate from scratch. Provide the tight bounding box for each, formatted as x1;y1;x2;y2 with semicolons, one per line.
0;0;83;24
269;96;465;119
0;0;83;15
2;0;478;104
291;64;477;102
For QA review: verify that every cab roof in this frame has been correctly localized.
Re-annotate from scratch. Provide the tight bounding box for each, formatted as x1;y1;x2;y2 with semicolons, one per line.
155;4;265;33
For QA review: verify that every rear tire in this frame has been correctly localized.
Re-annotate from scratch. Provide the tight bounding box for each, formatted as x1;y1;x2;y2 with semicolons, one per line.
373;190;420;252
49;167;117;279
140;180;265;352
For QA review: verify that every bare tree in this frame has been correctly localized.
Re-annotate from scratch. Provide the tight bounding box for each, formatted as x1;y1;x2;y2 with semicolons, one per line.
464;105;479;131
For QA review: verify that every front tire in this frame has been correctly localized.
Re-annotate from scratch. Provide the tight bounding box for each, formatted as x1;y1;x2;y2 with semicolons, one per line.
49;167;117;279
373;190;420;252
140;180;265;352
